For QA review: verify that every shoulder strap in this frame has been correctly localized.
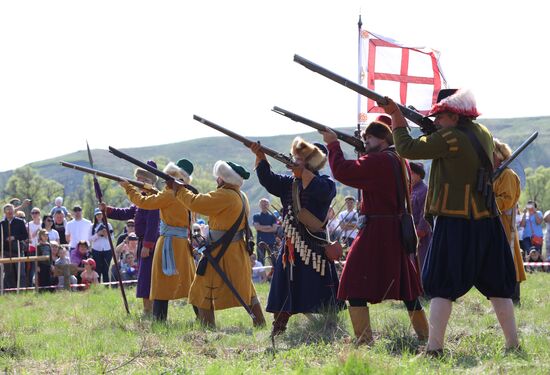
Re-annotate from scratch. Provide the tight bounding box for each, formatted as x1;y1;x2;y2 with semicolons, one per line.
386;151;412;215
291;179;329;226
456;125;493;171
209;189;246;255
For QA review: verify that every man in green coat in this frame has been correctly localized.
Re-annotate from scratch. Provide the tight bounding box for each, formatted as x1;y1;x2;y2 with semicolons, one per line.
379;89;518;354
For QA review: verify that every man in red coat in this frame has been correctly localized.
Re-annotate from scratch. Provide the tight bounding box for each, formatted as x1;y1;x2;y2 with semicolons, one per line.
319;117;427;344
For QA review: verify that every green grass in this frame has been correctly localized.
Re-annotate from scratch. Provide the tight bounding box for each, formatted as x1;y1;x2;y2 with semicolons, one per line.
1;273;549;374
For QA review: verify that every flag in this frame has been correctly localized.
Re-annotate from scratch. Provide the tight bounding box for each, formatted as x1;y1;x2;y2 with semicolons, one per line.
358;29;446;124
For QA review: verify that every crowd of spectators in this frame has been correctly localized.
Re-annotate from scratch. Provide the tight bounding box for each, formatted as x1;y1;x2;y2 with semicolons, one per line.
1;193;549;292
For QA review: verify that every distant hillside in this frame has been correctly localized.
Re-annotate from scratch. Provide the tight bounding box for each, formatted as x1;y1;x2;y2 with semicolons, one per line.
0;116;548;206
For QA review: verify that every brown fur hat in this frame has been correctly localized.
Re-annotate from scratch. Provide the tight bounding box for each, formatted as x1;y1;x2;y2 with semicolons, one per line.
362;121;393;145
290;137;327;172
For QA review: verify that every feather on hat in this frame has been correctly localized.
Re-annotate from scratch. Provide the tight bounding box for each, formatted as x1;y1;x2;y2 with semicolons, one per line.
428;89;480;118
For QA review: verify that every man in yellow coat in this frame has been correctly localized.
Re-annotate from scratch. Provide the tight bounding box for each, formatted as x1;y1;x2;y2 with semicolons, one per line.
120;159;197;321
173;160;265;328
493;139;526;305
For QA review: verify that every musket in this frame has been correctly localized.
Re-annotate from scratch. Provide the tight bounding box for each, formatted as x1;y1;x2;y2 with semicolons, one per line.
293;54;437;135
59;162;158;193
193;115;298;167
86;141;130;315
109;143;255;318
272;106;365;153
492;131;538;181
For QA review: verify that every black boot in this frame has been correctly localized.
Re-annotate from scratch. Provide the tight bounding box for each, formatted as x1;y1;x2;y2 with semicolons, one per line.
153;300;169;321
271;312;291;337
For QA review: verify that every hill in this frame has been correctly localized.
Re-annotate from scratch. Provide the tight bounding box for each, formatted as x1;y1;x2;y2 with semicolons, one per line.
0;116;548;206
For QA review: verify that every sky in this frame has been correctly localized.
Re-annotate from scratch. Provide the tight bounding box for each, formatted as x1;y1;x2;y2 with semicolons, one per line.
1;0;549;172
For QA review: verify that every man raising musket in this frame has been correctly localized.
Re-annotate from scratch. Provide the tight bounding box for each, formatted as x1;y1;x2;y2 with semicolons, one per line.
172;160;265;328
382;89;518;354
250;137;344;338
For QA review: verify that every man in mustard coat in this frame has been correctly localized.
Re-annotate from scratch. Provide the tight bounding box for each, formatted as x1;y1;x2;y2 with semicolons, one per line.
120;159;197;321
493;139;526;305
172;160;265;328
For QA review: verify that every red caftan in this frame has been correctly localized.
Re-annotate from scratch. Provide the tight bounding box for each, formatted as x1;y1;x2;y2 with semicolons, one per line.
327;141;423;303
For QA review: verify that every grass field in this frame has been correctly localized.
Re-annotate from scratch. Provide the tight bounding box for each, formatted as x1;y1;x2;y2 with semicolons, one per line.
1;273;549;374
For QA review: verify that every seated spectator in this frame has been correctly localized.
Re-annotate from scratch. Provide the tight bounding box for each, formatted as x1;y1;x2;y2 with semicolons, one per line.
114;232;138;261
42;214;60;243
116;219;136;246
121;253;139;281
525;248;545;273
55;247;78;289
50;196;69;217
70;240;91;283
251;253;267;283
80;259;99;287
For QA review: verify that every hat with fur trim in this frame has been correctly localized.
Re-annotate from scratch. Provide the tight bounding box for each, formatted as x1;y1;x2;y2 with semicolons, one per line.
427;89;480;118
134;160;158;183
363;121;393;145
290;137;327;171
213;160;250;187
163;159;193;184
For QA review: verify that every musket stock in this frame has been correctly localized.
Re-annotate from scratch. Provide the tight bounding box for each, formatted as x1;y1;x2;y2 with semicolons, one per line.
272;106;365;152
293;54;437;135
193;115;298;167
59;162;157;193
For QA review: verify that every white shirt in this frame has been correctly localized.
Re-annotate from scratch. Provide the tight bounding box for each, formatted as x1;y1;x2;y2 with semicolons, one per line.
66;218;92;248
90;222;114;251
515;213;524;240
28;221;42;246
47;228;60;243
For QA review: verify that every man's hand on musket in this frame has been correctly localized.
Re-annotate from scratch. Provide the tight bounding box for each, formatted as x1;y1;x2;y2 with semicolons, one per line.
249;141;267;168
166;179;185;194
98;202;107;212
319;128;338;144
119;180;131;189
377;97;407;130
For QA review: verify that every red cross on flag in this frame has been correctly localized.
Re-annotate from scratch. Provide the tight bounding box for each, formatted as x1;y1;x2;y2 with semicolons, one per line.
358;30;447;124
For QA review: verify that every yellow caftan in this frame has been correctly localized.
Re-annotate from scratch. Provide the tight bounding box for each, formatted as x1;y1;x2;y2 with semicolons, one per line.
493;168;526;282
125;185;196;300
175;183;257;310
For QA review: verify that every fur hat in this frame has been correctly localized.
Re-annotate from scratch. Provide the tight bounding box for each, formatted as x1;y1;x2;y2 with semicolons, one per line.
363;121;393;145
134;160;158;183
290;137;327;171
427;89;480;118
213;160;250;187
163;159;193;184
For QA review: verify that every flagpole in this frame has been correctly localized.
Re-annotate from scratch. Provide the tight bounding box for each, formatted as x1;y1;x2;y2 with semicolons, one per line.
356;14;363;203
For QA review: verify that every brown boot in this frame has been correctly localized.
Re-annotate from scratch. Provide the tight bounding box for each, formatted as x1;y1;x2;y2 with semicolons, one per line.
271;312;291;337
251;302;266;327
408;310;429;341
348;306;373;345
198;308;216;328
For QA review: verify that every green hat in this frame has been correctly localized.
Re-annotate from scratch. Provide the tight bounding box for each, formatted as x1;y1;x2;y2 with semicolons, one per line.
176;159;194;176
226;161;250;180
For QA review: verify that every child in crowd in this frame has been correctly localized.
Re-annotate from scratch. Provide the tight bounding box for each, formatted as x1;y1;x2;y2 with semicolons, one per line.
35;229;53;291
80;258;99;287
55;247;78;289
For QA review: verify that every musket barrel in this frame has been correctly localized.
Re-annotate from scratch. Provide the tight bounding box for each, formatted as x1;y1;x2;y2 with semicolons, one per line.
59;161;156;192
492;131;538;181
193;114;297;167
108;146;175;182
293;54;436;134
272;106;365;152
